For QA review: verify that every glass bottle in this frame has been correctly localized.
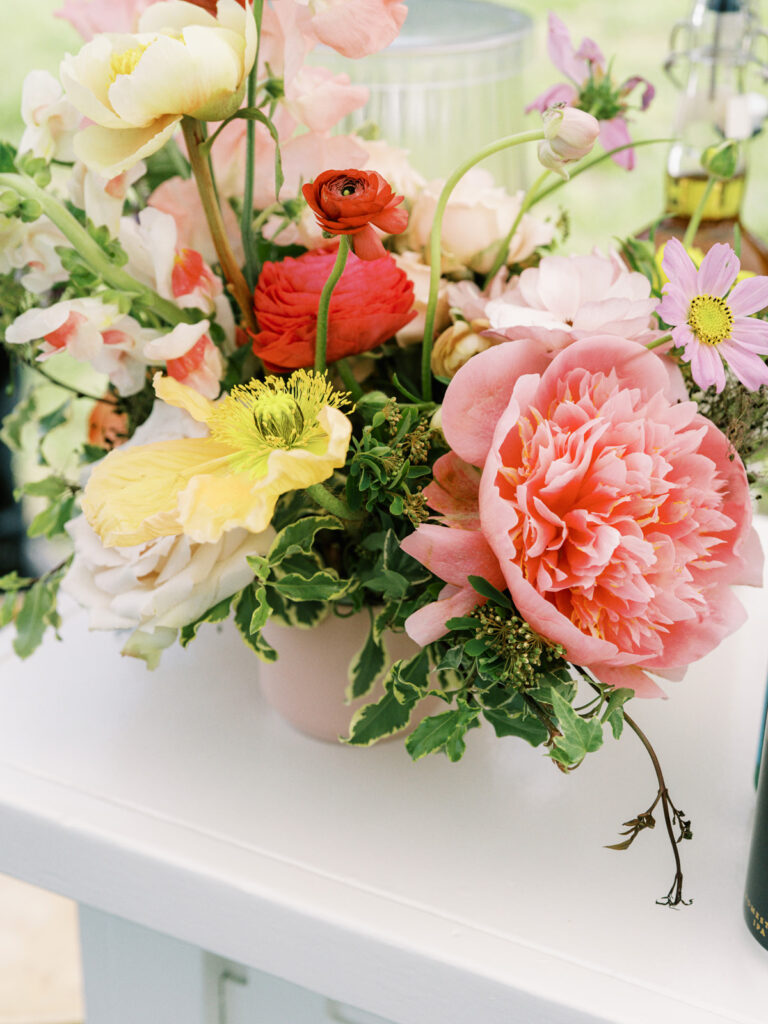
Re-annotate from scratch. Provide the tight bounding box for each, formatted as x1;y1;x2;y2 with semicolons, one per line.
652;0;768;273
745;686;768;952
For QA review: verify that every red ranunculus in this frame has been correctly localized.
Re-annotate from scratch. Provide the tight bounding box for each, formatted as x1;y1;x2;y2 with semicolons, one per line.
251;247;416;372
302;169;408;260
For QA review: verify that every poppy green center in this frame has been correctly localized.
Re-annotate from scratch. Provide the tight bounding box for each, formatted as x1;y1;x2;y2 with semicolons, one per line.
687;294;733;346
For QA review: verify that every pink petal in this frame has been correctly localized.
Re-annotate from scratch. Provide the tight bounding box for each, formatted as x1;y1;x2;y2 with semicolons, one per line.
589;664;668;700
718;340;768;391
574;37;606;68
688;340;726;392
441;340;550;467
730;317;768;352
424;452;482;527
727;275;768;316
598;118;634;170
404;584;482;646
661;237;698;298
546;12;588;83
400;524;505;589
525;82;578;115
696;243;740;297
642;583;747;671
656;283;690;326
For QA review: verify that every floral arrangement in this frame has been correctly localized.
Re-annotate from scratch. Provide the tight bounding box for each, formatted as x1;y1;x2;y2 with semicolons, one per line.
1;2;766;907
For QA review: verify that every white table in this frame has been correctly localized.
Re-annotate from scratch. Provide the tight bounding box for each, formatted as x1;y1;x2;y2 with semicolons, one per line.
1;522;768;1024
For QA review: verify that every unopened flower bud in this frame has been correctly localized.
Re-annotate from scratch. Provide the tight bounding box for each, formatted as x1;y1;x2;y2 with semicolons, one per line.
18;198;43;223
0;191;20;214
701;140;740;181
538;106;600;180
431;320;494;379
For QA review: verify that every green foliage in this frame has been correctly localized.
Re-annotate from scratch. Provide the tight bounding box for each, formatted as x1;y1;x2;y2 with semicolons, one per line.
16;475;78;540
179;595;235;647
1;560;69;660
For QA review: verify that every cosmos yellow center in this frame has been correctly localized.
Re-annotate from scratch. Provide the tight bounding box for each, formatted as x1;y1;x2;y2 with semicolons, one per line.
687;294;733;346
109;43;150;82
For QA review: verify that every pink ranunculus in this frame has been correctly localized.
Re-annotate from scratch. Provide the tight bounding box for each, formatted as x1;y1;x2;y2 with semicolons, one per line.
402;337;762;697
297;0;407;59
56;0;153;38
485;250;663;354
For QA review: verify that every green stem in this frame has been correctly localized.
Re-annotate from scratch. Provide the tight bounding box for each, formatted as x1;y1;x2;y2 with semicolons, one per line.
0;172;192;327
682;177;716;249
420;128;545;401
241;0;264;289
334;357;364;401
315;236;351;374
251;202;283;236
305;482;363;522
645;333;673;351
181;117;256;332
529;138;675;207
483;169;550;289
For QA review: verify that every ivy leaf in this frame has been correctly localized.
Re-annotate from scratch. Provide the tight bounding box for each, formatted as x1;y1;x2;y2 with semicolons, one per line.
482;707;549;747
248;585;270;635
234;584;277;662
246;552;271;580
346;689;414;746
267;514;343;566
179;595;234;647
601;687;634;740
272;569;350;602
347;607;387;700
546;688;604;768
405;705;480;762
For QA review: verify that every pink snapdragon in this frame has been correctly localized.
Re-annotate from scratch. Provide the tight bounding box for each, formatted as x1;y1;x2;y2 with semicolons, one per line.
402;337;762;698
657;238;768;393
527;13;654;171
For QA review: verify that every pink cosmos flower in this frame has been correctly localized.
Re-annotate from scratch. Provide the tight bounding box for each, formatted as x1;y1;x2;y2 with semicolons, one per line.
402;337;762;698
657;237;768;393
526;13;654;171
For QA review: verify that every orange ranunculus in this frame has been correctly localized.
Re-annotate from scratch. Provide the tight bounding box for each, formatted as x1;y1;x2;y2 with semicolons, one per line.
302;169;408;260
88;397;128;450
251;247;416;372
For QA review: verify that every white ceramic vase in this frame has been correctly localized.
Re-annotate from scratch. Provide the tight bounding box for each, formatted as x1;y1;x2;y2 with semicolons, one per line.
259;610;439;743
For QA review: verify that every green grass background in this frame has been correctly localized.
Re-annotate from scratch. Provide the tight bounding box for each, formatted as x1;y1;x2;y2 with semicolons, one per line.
3;0;768;251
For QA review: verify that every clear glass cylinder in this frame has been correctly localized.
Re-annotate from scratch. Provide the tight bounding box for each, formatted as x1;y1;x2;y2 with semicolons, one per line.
312;0;533;189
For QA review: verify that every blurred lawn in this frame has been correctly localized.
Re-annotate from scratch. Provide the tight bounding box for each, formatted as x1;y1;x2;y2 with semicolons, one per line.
4;0;768;251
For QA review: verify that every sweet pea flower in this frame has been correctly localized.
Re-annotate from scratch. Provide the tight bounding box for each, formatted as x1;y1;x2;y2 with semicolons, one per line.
0;216;69;295
57;0;155;38
402;337;762;698
81;371;353;546
297;0;407;59
537;106;599;179
527;13;655;171
143;322;224;399
19;71;80;163
68;160;146;237
658;237;768;393
61;0;257;177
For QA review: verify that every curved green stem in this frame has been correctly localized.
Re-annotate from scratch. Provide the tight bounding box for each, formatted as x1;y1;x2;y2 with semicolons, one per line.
420;128;545;401
682;177;716;250
182;117;256;332
483;169;550;289
645;333;673;351
315;235;351;374
306;482;363;522
241;0;264;289
0;172;192;327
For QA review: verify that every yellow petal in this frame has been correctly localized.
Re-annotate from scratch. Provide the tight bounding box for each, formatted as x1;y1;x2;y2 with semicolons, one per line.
153;372;215;423
82;438;233;546
73;114;180;177
176;472;279;543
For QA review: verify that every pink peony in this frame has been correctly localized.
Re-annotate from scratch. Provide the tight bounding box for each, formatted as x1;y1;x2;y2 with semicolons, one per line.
486;251;663;354
526;13;654;171
402;337;762;697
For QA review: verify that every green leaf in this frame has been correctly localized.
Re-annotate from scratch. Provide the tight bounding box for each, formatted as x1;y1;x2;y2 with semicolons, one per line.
546;688;604;768
18;476;70;500
467;575;512;609
601;687;634;740
122;627;177;669
246;553;271;579
38;402;70;434
0;590;17;627
26;494;75;539
13;579;59;659
445;615;479;631
0;571;34;592
347;607;387;701
234;585;277;662
346;689;414;746
272;569;350;602
179;595;234;647
248;585;270;634
267;514;342;566
1;394;37;451
0;141;18;172
482;707;549;747
391;649;430;703
405;705;480;762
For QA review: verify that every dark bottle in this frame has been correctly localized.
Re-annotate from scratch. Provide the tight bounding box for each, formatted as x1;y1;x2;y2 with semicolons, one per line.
745;693;768;951
651;0;768;273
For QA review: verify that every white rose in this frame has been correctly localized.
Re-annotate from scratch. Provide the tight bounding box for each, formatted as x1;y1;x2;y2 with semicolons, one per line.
391;250;450;347
61;0;257;177
407;168;554;275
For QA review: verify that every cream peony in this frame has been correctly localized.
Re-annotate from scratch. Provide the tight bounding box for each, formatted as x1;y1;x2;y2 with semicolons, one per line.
61;0;257;177
407;169;555;275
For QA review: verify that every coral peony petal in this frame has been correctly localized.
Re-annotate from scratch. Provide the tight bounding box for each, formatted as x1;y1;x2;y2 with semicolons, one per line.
404;584;483;646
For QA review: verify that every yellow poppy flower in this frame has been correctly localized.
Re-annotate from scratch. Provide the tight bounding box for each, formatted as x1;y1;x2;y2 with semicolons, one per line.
82;371;352;546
